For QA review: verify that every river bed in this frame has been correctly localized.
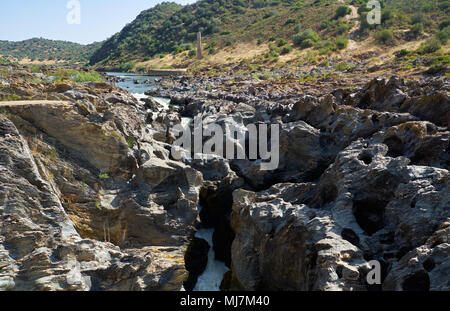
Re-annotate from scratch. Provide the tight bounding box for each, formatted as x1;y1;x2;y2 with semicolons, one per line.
105;72;228;292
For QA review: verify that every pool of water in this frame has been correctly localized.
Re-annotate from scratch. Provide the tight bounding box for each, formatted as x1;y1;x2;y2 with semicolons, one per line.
106;72;160;95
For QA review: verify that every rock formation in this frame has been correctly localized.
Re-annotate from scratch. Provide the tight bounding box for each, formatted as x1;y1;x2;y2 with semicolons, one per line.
0;62;448;291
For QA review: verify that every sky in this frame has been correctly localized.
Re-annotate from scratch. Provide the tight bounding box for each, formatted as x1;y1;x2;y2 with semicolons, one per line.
0;0;196;45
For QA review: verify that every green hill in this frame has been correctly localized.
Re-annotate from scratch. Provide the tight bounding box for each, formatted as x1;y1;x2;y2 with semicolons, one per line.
89;2;184;66
0;38;102;64
90;0;448;69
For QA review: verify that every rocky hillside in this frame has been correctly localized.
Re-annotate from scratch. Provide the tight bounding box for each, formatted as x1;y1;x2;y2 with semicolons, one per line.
0;51;448;290
0;38;102;64
0;64;202;290
149;66;449;291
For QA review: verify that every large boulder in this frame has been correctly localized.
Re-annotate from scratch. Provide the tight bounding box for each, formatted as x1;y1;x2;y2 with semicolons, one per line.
0;115;188;291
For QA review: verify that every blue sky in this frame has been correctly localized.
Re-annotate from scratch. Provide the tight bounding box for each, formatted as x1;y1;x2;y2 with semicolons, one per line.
0;0;195;44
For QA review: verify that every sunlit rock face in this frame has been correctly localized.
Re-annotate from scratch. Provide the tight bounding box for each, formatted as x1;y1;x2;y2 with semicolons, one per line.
0;64;448;291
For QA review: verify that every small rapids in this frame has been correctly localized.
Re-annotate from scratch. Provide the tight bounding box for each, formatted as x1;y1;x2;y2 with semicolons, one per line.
107;72;229;292
193;229;230;291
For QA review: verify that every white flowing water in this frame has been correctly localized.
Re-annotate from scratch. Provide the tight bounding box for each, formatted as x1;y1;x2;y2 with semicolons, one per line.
108;72;228;291
152;97;170;111
132;93;148;104
193;229;230;291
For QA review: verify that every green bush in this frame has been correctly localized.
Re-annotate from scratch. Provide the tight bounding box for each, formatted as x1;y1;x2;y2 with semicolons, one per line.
335;5;351;18
293;29;320;47
285;18;296;25
417;39;442;54
277;39;288;47
0;57;12;65
410;23;424;37
188;50;196;58
382;9;394;23
436;26;450;44
338;23;350;34
396;49;410;58
280;45;293;54
117;62;136;72
335;62;356;71
73;71;106;83
300;39;315;49
375;28;395;45
316;40;337;54
336;37;349;50
411;12;424;25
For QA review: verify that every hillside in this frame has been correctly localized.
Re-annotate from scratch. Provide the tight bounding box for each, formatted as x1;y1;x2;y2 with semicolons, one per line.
0;38;102;64
89;2;184;67
90;0;449;70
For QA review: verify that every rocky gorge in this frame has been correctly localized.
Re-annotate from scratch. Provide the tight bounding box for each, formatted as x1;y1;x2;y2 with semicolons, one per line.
0;62;448;291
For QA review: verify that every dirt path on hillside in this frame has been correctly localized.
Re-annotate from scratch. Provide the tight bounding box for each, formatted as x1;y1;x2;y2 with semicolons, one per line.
336;0;361;51
346;5;361;50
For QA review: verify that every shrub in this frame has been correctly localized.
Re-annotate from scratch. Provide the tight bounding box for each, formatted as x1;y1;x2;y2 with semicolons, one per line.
73;71;105;83
264;10;279;19
436;26;450;44
316;40;337;54
117;62;136;72
277;39;288;47
375;28;395;45
285;18;296;25
411;13;424;25
280;45;293;54
336;37;349;50
336;5;351;18
417;39;442;54
396;49;410;58
293;29;320;47
410;23;424;37
188;50;196;58
335;62;356;71
300;39;315;49
338;23;350;34
382;9;394;23
99;173;110;179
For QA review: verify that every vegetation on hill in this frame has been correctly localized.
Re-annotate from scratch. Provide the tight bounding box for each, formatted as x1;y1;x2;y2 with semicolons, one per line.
89;2;184;66
0;38;102;64
90;0;448;70
90;0;342;68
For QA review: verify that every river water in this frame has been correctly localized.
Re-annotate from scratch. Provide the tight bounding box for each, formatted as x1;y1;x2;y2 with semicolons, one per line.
105;72;229;291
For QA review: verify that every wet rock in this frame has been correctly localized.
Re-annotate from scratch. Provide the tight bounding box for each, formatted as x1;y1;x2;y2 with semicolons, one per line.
184;237;210;291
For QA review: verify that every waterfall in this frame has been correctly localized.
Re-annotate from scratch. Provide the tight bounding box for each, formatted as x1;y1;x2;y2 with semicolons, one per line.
193;229;229;291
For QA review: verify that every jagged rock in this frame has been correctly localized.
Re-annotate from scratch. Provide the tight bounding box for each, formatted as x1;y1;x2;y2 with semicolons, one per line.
401;92;450;127
4;103;136;178
184;237;210;291
229;137;449;291
0;115;188;291
371;121;449;169
231;121;332;189
229;187;369;291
